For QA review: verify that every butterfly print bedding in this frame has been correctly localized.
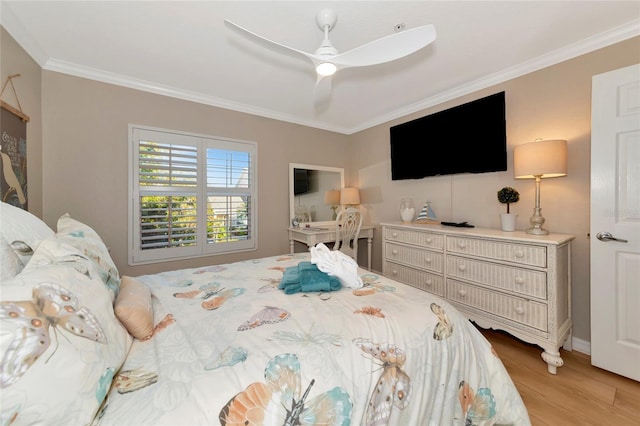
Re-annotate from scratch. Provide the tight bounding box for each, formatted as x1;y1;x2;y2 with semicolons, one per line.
238;306;290;331
353;338;411;426
354;306;385;318
458;381;497;425
150;313;175;336
173;282;220;299
201;288;245;310
86;253;529;425
268;323;342;347
173;282;245;310
0;282;106;388
219;353;352;426
114;368;158;394
258;278;280;293
205;346;248;370
430;302;454;340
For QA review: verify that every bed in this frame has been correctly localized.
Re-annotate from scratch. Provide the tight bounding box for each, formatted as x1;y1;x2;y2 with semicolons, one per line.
0;202;531;425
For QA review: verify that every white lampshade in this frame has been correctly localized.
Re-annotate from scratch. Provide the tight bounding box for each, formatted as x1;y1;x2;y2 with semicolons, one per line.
514;139;567;179
340;187;360;205
324;189;340;205
513;139;568;235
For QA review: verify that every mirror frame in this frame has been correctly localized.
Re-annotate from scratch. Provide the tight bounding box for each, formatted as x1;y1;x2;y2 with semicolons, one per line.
289;163;344;228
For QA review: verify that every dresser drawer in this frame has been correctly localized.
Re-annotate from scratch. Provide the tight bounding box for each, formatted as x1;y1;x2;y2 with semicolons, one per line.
385;242;444;273
446;236;547;267
446;256;547;299
384;227;444;250
447;279;548;331
384;261;445;297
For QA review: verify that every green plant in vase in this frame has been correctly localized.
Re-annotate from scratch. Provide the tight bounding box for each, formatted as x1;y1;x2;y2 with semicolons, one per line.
497;186;520;213
497;187;520;231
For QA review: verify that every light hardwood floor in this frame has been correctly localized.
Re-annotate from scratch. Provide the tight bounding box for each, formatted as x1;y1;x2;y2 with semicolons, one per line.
479;327;640;426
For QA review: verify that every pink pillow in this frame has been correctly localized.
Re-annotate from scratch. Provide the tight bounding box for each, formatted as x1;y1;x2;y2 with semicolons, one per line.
115;276;154;340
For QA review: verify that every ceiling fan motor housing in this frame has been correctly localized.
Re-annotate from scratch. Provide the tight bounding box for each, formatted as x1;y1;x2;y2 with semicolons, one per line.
315;40;338;57
316;9;337;31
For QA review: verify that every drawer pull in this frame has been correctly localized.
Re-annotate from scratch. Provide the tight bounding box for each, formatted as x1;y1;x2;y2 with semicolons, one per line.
458;289;467;297
457;241;467;249
515;277;525;285
515;250;525;258
515;307;525;315
392;270;398;276
392;249;399;255
424;257;432;264
457;264;467;272
426;237;432;243
392;232;398;238
424;279;433;286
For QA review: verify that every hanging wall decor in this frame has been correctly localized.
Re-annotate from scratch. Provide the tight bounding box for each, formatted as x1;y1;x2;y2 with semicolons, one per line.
1;74;30;209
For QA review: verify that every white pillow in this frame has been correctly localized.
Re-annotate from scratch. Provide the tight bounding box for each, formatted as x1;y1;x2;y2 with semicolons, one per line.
55;214;121;300
0;243;132;425
0;235;23;282
0;202;54;266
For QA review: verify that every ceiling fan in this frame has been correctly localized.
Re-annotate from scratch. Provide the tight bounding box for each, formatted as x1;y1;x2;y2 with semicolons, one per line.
224;9;436;100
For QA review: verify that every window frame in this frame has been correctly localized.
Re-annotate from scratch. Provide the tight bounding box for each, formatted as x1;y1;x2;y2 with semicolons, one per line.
128;124;257;265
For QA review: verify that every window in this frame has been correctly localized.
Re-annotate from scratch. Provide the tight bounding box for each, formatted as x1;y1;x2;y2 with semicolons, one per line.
129;125;257;265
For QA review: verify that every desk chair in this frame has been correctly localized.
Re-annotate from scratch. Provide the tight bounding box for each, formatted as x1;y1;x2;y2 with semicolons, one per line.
334;207;363;261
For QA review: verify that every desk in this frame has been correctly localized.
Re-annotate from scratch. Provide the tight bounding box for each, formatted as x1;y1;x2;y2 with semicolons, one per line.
288;225;375;271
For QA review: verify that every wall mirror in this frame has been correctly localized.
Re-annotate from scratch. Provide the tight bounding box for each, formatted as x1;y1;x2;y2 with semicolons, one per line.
289;163;344;228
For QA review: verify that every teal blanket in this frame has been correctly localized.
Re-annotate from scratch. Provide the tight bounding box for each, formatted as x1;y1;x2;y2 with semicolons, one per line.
279;261;341;294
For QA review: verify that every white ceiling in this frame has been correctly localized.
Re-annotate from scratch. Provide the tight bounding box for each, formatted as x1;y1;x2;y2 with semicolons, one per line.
2;1;639;134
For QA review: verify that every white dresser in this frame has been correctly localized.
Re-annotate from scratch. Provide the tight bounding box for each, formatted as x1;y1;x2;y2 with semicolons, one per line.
381;222;574;374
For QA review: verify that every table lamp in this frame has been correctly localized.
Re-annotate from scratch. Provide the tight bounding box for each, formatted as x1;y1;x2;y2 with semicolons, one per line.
514;139;567;235
340;187;360;208
324;189;340;219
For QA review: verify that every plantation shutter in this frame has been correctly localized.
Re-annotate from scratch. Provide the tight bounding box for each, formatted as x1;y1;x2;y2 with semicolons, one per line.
205;146;252;246
129;126;257;265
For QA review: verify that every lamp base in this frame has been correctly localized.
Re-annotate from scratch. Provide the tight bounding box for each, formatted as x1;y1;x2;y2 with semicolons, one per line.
526;226;549;235
526;206;549;235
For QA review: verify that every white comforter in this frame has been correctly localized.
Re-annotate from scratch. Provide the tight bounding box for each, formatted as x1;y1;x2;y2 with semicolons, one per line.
95;253;530;426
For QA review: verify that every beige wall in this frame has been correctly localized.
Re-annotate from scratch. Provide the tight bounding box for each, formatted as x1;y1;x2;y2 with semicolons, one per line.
4;23;640;344
348;37;640;343
40;72;349;276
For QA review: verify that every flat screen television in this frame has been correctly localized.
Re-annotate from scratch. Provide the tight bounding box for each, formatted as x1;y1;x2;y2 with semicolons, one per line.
390;91;507;180
293;168;309;195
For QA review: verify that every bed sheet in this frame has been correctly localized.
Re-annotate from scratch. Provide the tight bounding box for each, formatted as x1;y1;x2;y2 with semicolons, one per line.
95;253;530;426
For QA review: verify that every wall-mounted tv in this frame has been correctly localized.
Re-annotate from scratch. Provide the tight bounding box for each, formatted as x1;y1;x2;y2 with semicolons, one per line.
390;91;507;180
293;168;310;195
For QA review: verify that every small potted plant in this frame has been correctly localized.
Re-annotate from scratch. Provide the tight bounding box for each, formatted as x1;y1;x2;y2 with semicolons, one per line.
497;186;519;231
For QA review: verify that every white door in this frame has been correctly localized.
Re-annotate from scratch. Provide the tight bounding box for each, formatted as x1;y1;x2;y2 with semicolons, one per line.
590;63;640;381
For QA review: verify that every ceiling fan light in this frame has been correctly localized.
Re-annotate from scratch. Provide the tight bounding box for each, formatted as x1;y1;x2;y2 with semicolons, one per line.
316;62;337;76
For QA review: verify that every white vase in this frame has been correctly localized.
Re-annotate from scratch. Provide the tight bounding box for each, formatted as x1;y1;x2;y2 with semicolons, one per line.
500;213;518;231
400;198;415;222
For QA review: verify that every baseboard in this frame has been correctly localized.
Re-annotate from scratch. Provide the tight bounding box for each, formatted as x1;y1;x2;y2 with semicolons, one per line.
572;336;591;355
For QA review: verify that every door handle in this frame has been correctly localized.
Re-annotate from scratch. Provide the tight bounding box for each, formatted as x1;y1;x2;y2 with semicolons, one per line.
596;232;628;243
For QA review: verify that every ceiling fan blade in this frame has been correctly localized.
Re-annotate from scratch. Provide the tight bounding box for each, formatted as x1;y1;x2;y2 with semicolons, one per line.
314;75;333;107
224;19;321;66
330;24;436;69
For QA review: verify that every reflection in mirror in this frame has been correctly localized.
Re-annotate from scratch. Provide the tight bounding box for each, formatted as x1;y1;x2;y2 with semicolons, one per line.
289;163;344;227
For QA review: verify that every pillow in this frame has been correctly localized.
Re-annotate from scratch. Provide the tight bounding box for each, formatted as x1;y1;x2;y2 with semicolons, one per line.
55;213;121;300
0;201;55;266
115;276;154;340
0;248;132;425
22;235;97;278
0;235;23;281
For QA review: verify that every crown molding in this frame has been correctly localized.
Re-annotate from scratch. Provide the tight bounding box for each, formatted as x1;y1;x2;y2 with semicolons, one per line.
43;58;351;135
